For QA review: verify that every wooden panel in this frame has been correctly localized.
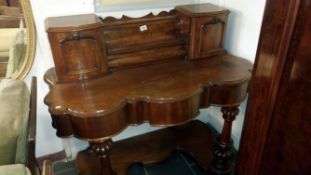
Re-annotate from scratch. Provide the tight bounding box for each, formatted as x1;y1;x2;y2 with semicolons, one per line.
45;14;103;33
103;18;180;51
175;3;229;17
61;33;100;75
46;14;109;82
101;11;186;69
0;6;20;15
259;1;311;174
47;28;108;82
3;0;20;7
108;45;186;68
199;17;224;52
191;14;228;59
0;18;19;28
0;6;21;28
236;0;311;175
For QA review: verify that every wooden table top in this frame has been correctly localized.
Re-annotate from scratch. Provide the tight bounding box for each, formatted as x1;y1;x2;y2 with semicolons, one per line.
45;55;251;116
44;55;252;139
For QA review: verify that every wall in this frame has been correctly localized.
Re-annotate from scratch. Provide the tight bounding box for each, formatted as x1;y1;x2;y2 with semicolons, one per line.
26;0;95;158
26;0;266;157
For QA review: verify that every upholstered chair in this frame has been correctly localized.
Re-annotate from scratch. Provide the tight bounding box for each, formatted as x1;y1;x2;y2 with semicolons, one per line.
0;77;37;175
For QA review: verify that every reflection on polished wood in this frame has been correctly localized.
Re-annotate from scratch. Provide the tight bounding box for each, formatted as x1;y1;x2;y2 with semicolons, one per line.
15;0;35;79
0;60;7;76
0;1;22;79
237;0;311;175
44;3;252;175
0;0;36;80
44;55;251;140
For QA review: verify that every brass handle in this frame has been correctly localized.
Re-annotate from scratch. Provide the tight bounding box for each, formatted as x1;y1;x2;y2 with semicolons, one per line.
60;31;96;45
201;17;225;30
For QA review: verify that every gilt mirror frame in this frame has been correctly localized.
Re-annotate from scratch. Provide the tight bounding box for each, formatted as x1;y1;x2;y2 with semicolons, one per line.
13;0;36;80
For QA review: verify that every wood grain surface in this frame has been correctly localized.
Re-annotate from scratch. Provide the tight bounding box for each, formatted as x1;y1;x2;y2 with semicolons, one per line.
44;55;252;140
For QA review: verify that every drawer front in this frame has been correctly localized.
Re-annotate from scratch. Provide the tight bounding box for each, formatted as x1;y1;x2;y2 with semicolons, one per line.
48;28;109;82
190;14;228;59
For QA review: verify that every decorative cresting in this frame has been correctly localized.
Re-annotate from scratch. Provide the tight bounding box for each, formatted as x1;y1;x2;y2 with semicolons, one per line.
100;10;178;22
14;0;36;80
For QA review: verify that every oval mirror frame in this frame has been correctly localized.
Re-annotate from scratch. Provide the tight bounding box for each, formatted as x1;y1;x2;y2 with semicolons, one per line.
13;0;36;80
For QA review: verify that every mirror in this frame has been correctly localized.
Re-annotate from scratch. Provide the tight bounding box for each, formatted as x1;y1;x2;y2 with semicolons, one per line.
0;0;35;80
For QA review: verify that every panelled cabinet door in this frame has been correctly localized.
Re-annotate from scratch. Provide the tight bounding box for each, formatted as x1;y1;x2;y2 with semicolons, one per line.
192;15;228;58
176;4;229;59
46;14;109;82
59;29;106;77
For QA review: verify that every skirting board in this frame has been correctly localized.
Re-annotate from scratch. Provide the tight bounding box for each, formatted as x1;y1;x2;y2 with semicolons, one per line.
36;150;66;168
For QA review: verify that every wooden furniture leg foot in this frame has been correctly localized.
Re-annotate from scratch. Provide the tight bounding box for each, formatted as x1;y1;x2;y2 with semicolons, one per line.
89;139;115;175
212;106;239;174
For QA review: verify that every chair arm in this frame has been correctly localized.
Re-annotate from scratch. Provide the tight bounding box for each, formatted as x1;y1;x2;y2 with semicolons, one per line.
25;77;37;175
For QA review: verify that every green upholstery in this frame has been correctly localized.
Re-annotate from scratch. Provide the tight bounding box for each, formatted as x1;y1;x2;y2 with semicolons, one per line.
0;79;30;165
0;164;31;175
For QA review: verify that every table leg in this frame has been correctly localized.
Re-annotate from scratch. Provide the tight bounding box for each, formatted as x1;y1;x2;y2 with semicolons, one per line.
89;139;114;175
212;106;239;174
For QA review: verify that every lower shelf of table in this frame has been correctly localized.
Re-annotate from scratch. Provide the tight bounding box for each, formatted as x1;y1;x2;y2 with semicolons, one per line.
53;120;231;175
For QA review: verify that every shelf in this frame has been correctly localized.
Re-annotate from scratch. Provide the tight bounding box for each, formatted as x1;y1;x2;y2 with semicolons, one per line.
75;120;220;175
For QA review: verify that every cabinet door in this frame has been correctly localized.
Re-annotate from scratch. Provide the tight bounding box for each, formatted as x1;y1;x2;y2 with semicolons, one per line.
48;28;108;81
190;14;228;59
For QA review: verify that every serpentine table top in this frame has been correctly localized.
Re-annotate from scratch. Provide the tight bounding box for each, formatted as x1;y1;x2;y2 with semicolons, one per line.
44;54;252;141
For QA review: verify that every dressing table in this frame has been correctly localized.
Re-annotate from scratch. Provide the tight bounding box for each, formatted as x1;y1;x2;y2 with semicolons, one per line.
44;3;252;175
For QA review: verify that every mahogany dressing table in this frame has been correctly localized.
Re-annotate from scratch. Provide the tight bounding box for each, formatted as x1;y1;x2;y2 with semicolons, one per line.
44;3;252;175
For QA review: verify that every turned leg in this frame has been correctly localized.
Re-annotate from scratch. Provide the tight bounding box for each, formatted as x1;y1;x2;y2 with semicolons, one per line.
212;106;239;174
89;139;114;175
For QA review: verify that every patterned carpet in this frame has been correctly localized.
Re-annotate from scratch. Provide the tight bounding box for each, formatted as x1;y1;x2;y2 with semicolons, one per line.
127;151;208;175
52;151;211;175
